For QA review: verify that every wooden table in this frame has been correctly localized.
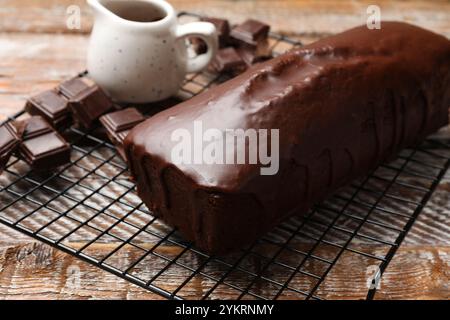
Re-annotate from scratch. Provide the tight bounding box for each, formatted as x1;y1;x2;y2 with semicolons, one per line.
0;0;449;300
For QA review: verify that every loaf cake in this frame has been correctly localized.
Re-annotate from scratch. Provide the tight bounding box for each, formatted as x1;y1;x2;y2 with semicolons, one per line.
125;22;450;254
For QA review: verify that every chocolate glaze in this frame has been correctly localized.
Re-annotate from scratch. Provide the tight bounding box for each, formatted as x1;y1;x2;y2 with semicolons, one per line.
125;22;450;253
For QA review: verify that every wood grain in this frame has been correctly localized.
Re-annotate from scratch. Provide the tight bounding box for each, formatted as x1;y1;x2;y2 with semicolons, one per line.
0;239;448;300
0;0;449;37
0;33;87;121
0;0;449;300
0;240;163;299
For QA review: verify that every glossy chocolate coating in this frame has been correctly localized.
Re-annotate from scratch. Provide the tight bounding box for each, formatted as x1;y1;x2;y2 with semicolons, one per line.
18;117;70;170
0;122;20;174
125;22;450;253
100;108;145;160
25;89;71;129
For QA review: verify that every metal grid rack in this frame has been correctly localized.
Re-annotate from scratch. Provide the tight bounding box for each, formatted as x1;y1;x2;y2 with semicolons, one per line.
1;12;449;300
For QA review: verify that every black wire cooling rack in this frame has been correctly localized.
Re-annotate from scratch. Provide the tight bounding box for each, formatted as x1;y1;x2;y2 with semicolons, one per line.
1;12;450;300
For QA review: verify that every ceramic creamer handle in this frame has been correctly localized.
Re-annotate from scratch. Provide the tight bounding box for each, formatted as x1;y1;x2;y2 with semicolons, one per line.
176;22;218;73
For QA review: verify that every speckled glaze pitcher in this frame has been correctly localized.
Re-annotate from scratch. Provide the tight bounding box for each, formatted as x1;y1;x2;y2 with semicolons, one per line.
87;0;218;103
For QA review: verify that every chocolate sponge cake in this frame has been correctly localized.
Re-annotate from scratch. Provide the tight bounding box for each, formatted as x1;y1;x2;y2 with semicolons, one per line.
125;22;450;254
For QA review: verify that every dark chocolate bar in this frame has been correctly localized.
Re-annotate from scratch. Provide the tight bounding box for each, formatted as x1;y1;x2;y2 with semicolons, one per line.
59;77;114;129
0;122;21;174
59;76;96;98
236;39;273;66
25;89;71;129
18;116;70;170
209;47;247;75
192;17;231;54
19;115;53;139
125;22;450;253
202;17;230;47
230;19;270;47
99;108;145;159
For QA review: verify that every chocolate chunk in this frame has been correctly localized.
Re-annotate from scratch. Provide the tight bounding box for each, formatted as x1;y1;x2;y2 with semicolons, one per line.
12;120;26;140
59;76;96;98
18;117;70;170
0;122;21;174
192;17;231;54
100;108;145;132
25;89;71;129
230;19;270;47
202;17;230;47
209;47;247;75
59;76;114;129
236;39;273;66
100;108;146;160
18;116;53;140
20;133;71;170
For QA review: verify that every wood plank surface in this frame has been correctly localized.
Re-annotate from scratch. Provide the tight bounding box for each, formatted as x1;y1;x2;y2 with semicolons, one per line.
0;239;448;300
0;33;88;121
0;0;449;37
0;0;449;300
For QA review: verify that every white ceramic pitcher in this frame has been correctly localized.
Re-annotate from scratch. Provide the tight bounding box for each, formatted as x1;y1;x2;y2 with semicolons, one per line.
87;0;218;103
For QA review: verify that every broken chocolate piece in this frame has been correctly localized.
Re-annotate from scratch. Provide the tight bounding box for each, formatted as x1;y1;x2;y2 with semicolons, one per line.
230;19;270;47
209;47;247;75
192;17;231;54
18;116;53;140
0;122;21;174
18;117;70;170
59;76;114;129
99;108;146;160
69;87;113;129
100;108;145;132
25;89;71;129
202;17;230;47
59;76;96;98
236;39;273;66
